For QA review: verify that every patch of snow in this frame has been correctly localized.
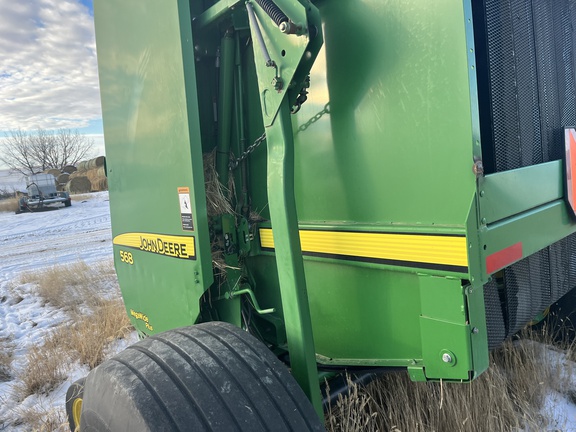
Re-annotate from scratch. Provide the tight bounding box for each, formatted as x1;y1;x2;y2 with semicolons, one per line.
0;191;134;430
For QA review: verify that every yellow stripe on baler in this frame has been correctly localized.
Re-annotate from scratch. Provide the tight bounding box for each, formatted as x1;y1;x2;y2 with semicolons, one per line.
259;228;468;272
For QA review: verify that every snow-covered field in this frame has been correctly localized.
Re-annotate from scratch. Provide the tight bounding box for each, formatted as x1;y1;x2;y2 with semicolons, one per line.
0;192;137;430
1;191;576;431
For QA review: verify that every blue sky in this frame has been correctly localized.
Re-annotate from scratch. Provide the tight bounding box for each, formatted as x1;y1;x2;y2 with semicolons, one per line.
0;0;104;159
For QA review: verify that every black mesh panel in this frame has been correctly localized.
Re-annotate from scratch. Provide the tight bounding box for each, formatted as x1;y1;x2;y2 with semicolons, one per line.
474;0;576;349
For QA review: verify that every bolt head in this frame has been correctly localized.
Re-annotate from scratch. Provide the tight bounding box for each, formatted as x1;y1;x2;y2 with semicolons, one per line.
442;353;453;363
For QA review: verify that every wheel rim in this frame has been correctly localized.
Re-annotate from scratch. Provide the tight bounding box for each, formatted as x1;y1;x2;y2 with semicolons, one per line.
72;397;83;429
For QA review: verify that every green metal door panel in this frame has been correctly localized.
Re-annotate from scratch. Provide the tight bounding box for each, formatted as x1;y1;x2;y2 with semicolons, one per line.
306;262;424;366
292;0;477;227
248;255;424;366
94;0;213;332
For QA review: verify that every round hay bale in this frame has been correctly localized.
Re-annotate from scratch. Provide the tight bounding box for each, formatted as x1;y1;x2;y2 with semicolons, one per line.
44;168;61;177
91;177;108;191
57;173;70;184
62;165;77;174
65;176;92;194
77;156;105;172
84;166;106;182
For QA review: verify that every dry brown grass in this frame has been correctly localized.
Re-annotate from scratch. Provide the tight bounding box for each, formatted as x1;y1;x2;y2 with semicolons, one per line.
20;260;118;311
13;403;67;431
65;297;133;369
0;197;18;213
15;259;133;400
326;329;573;432
0;336;14;382
16;335;68;399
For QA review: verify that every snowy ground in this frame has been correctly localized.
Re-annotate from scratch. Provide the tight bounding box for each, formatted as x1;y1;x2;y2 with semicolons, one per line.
1;191;576;430
0;192;137;430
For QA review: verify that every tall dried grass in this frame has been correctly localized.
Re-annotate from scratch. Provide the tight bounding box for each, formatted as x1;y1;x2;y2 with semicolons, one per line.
65;297;133;369
15;260;133;401
16;333;68;399
326;328;574;432
0;337;14;382
20;260;118;311
0;197;18;213
12;403;67;432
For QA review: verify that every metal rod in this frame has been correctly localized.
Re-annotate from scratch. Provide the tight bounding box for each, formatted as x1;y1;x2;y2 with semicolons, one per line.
216;30;236;187
246;2;273;65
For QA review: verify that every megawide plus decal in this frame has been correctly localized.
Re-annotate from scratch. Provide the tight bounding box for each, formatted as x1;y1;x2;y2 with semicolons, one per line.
113;233;196;260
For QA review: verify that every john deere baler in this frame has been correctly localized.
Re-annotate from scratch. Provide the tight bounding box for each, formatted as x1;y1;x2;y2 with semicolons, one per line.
66;0;576;429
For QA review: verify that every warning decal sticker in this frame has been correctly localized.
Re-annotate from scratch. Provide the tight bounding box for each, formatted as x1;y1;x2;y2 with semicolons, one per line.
178;187;194;231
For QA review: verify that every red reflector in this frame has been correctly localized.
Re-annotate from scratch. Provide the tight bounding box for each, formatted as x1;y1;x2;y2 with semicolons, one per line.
565;128;576;217
486;243;523;274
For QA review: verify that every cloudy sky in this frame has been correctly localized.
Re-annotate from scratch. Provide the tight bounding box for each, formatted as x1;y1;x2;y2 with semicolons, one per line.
0;0;104;159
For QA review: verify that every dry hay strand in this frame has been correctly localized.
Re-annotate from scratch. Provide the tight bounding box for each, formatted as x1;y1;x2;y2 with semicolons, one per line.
203;150;242;279
203;150;233;217
65;176;92;194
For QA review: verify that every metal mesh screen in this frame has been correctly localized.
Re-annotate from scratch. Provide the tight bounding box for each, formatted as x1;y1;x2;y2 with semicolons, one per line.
474;0;576;348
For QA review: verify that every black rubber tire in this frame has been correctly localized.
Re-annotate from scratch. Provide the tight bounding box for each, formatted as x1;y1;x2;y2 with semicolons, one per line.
65;377;86;432
64;199;71;207
80;322;324;431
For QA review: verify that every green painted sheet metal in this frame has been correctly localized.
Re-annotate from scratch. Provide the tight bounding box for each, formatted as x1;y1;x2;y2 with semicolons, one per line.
479;161;564;224
481;200;576;277
94;0;213;334
290;0;477;226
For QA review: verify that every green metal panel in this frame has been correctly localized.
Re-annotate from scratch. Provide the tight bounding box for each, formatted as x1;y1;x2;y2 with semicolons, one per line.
291;0;477;226
94;0;213;334
479;161;564;224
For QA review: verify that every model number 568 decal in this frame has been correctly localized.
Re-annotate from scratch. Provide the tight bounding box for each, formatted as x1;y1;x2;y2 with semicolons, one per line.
119;250;134;265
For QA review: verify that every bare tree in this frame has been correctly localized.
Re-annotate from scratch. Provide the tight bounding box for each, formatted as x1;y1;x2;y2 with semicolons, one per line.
0;129;94;175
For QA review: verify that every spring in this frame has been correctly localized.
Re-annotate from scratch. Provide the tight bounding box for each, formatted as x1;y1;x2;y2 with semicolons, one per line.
254;0;288;26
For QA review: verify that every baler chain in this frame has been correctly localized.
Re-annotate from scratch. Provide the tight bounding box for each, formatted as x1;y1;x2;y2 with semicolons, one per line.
229;132;267;170
297;102;330;133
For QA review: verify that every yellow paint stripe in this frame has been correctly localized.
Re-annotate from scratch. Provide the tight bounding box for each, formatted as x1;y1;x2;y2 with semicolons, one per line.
259;228;468;268
114;233;196;259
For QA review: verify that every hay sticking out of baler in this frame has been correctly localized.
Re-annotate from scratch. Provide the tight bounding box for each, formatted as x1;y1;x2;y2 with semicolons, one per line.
203;150;233;218
203;150;238;280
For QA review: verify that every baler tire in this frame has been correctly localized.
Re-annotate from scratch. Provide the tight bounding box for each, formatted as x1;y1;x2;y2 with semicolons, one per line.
64;199;71;207
65;377;86;432
80;322;324;432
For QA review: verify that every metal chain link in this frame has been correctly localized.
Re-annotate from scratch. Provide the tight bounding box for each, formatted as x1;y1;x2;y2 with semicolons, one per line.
229;133;267;170
229;102;330;170
297;102;330;133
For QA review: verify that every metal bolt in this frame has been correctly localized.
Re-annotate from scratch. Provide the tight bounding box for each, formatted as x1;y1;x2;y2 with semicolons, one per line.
472;327;479;334
480;190;485;197
481;217;487;225
442;353;453;363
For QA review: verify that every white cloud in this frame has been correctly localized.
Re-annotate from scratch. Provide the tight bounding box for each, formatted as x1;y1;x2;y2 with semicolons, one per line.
0;0;101;131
